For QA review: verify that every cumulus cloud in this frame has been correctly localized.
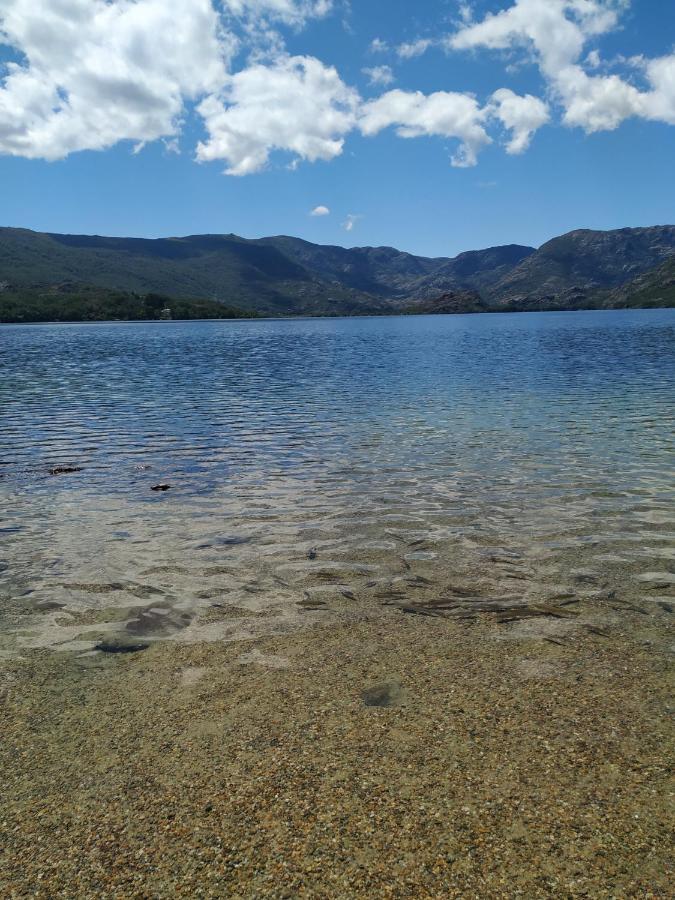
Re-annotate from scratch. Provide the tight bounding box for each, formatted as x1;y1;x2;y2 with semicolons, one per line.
362;65;395;87
0;0;229;160
642;54;675;125
221;0;333;27
359;85;549;165
310;204;330;216
0;0;670;173
448;0;618;75
360;89;491;167
489;88;550;153
196;55;359;175
449;0;675;134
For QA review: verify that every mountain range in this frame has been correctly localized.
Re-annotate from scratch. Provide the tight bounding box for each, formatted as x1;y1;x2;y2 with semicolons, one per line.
1;224;674;321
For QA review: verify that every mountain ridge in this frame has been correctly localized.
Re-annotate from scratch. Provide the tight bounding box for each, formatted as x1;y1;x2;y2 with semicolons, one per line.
1;224;674;320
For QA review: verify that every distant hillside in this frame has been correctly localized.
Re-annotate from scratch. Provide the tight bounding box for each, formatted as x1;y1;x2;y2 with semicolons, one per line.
0;229;386;317
0;225;673;319
599;256;675;309
489;226;675;310
258;236;534;302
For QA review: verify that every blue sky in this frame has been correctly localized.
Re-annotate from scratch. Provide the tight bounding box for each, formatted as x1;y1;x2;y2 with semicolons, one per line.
0;0;673;257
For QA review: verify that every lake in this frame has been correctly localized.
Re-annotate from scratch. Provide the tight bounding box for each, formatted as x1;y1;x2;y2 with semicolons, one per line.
1;309;674;652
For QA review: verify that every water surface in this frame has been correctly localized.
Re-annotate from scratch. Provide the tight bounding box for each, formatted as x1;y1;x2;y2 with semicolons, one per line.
1;310;673;652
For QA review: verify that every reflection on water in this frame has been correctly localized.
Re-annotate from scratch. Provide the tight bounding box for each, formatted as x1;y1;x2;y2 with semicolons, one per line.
1;310;674;653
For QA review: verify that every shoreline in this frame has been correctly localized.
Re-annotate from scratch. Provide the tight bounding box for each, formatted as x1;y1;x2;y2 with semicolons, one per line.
1;304;674;327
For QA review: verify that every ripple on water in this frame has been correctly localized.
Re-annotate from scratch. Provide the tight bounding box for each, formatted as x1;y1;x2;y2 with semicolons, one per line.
0;312;673;652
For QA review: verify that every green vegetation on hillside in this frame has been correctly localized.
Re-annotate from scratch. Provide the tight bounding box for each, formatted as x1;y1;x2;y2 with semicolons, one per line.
0;228;387;317
0;226;673;320
0;284;255;323
601;256;675;309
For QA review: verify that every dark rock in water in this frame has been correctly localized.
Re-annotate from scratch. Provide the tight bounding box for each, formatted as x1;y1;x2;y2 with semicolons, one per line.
396;604;442;618
362;680;404;708
297;598;327;611
307;547;317;560
49;466;82;475
95;639;149;654
34;600;67;612
658;602;673;614
151;484;171;492
125;606;193;636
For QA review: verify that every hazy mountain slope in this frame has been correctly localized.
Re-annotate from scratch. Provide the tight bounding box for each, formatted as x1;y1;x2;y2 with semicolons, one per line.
489;226;675;308
260;236;534;301
0;225;673;318
0;227;534;315
599;256;675;309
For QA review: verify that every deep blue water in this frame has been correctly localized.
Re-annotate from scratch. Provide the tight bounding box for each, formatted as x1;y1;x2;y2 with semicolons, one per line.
1;310;673;488
1;310;674;649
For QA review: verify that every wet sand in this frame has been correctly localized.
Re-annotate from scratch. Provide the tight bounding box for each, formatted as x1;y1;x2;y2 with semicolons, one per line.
1;584;673;898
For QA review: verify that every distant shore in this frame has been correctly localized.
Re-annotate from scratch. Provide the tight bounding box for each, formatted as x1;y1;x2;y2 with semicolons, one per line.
2;302;674;326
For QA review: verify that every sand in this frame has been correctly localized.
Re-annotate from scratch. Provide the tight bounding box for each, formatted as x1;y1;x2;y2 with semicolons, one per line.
1;591;673;898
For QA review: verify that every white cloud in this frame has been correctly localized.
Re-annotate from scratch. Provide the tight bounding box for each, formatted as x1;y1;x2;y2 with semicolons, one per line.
489;88;550;153
397;39;434;60
369;38;389;54
0;0;670;174
0;0;229;160
360;89;491;167
458;3;473;25
586;49;601;69
359;85;549;166
196;55;359;175
221;0;333;27
362;65;395;87
642;54;675;125
343;213;361;232
310;204;330;216
556;66;643;131
449;0;675;135
448;0;621;76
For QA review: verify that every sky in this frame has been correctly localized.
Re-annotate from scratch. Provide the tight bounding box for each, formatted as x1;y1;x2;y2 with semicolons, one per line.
0;0;673;258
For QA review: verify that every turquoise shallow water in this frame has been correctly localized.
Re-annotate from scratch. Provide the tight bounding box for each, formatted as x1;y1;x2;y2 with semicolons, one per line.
1;310;674;651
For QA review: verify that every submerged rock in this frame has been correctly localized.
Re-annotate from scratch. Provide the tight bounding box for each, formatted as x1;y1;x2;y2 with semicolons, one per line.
362;680;404;708
34;600;67;612
151;484;171;492
49;466;82;475
95;638;149;654
125;605;193;636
